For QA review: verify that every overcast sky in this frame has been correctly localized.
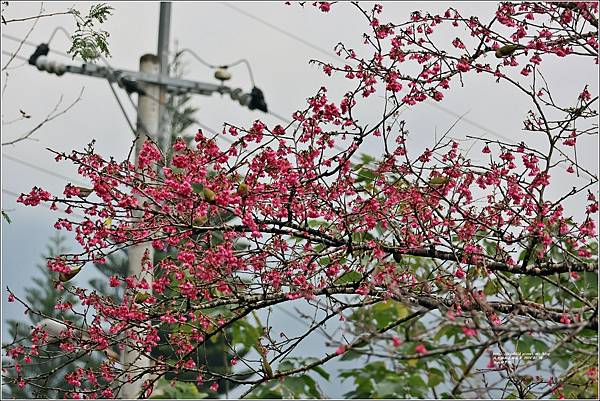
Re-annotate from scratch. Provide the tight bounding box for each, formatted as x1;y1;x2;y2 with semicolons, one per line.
1;2;598;398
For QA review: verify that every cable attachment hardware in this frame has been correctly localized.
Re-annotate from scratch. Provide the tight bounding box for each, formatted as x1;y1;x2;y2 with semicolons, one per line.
214;66;232;82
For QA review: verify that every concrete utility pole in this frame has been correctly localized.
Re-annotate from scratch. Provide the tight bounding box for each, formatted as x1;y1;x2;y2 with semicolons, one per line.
122;4;170;398
120;53;160;400
157;2;171;153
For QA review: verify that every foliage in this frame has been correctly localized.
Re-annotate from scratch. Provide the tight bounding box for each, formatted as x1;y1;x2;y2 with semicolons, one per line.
2;233;101;398
2;210;12;223
150;378;208;399
0;2;112;62
68;4;113;62
247;358;329;399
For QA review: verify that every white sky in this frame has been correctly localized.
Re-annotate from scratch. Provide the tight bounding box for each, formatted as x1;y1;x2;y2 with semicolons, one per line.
1;2;598;397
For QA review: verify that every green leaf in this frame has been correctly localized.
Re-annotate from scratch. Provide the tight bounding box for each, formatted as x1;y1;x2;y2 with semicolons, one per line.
334;271;363;286
2;210;11;223
516;337;532;354
428;368;445;387
191;182;203;193
376;379;402;397
483;279;498;296
310;365;330;380
360;153;376;164
300;375;321;398
318;256;331;267
308;219;327;228
408;373;427;388
151;378;208;399
231;319;260;349
283;376;305;397
277;360;295;372
357;168;376;182
532;339;548;353
339;349;362;361
371;301;410;329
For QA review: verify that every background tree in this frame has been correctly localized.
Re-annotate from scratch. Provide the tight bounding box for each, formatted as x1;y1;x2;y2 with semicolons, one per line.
2;233;102;399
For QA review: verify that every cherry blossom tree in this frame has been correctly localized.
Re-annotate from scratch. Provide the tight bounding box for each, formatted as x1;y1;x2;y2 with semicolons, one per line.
3;2;598;399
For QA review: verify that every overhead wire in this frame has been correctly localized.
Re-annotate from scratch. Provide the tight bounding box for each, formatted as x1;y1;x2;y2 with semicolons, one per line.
2;35;139;139
179;48;256;87
34;24;137;139
106;80;137;137
3;34;363;164
2;153;86;186
426;101;513;144
221;3;342;64
4;25;525;167
1;50;29;63
1;20;547;151
2;33;78;61
47;26;71;46
220;3;522;149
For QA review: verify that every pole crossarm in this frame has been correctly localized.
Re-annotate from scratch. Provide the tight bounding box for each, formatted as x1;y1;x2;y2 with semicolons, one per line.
32;55;260;107
41;58;234;96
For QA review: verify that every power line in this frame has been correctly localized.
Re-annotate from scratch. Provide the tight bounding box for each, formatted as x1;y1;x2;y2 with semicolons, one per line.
220;4;520;148
425;101;513;143
1;50;29;63
179;48;256;87
5;30;519;170
2;153;87;186
2;33;76;60
123;84;236;145
106;80;137;137
2;18;525;149
221;3;342;64
3;33;356;159
2;38;139;138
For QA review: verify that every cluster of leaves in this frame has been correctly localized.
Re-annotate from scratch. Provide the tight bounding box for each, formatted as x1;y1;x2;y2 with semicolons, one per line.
0;2;112;62
68;4;113;62
247;357;329;399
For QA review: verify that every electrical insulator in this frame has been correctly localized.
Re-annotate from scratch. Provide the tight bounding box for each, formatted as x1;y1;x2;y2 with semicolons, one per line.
214;67;232;82
35;55;49;72
35;56;66;76
53;62;66;76
28;43;49;66
229;88;250;107
249;86;268;112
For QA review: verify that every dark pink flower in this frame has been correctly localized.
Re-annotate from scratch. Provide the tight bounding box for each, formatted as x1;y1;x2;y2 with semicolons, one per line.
415;344;427;355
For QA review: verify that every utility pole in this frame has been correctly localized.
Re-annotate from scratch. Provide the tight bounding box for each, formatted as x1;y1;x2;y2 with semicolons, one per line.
121;5;170;398
120;53;160;400
157;2;171;153
121;4;171;397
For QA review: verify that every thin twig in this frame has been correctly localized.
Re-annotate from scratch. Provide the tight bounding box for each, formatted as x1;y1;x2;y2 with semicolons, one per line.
2;87;85;146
